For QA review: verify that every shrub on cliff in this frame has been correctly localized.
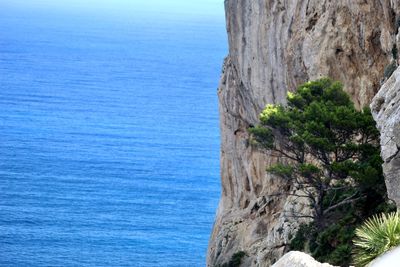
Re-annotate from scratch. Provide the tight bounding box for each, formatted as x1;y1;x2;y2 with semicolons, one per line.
249;78;394;266
216;251;246;267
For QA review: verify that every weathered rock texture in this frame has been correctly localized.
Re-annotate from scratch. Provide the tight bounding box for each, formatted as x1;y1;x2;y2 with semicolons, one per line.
371;66;400;209
208;1;400;266
271;251;335;267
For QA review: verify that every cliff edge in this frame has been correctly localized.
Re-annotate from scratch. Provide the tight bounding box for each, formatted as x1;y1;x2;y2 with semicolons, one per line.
209;1;400;266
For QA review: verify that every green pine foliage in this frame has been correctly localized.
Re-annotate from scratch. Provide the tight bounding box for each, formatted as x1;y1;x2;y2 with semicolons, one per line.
384;61;398;79
216;251;246;267
353;212;400;266
249;78;394;266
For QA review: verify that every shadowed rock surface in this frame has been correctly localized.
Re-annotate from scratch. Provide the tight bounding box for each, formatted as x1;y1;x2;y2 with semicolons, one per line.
208;1;400;266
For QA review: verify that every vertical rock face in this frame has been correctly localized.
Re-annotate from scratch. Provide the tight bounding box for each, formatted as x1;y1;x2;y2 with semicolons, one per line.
208;1;400;266
371;66;400;209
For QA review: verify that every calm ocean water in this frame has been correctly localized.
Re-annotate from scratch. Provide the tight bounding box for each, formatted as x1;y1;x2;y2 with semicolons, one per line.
0;2;226;266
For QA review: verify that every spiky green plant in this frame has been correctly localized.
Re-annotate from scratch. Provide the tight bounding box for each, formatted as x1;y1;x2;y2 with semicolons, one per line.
353;212;400;266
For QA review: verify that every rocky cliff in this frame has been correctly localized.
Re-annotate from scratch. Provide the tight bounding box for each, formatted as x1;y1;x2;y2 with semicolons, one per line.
371;66;400;209
208;1;400;266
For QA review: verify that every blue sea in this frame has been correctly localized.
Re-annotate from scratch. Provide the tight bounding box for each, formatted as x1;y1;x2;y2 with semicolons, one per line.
0;1;226;266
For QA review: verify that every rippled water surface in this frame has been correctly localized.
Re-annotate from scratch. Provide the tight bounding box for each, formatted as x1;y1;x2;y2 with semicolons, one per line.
0;2;226;266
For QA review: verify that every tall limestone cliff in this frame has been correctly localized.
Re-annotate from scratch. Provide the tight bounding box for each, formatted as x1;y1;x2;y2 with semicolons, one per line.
208;1;400;266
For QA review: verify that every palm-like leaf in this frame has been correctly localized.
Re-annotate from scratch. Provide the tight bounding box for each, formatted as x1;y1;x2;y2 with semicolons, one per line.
353;212;400;266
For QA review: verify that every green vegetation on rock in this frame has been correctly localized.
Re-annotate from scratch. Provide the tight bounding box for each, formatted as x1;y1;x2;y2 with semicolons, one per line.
216;251;246;267
249;78;395;266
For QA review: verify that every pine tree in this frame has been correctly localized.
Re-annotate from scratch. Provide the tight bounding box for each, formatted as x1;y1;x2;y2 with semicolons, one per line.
249;78;393;265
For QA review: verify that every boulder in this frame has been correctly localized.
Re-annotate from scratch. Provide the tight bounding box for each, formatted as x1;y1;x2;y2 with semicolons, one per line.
271;251;335;267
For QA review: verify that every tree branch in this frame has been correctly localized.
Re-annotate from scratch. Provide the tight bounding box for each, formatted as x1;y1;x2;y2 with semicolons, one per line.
323;193;364;215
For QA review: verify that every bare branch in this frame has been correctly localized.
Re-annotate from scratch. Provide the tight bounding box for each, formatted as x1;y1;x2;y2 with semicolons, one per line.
323;193;364;215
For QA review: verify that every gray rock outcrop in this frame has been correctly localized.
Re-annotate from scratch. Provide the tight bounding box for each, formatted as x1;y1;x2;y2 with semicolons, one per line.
371;66;400;209
209;1;400;266
271;251;335;267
